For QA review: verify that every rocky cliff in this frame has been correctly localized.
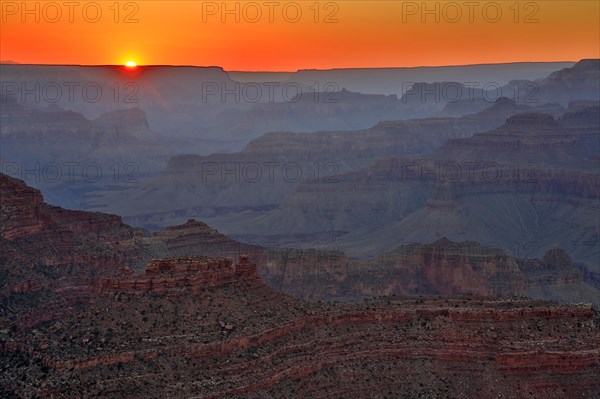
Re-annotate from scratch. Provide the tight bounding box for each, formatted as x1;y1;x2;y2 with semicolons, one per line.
0;175;269;330
101;255;259;297
437;105;600;170
0;173;147;329
258;239;599;308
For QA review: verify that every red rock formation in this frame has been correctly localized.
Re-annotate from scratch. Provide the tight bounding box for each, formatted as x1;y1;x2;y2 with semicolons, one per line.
0;172;45;240
257;239;599;309
149;218;260;258
2;283;598;398
101;255;258;296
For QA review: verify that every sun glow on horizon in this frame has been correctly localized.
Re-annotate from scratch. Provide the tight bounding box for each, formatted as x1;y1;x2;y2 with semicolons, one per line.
0;2;597;70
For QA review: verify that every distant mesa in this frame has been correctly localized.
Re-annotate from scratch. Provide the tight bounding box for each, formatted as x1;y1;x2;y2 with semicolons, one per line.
95;107;149;126
150;217;260;258
493;96;516;107
505;112;558;127
570;58;600;72
161;218;210;231
540;247;573;269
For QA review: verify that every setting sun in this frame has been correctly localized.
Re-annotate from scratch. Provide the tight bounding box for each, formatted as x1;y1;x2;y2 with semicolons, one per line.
125;61;137;68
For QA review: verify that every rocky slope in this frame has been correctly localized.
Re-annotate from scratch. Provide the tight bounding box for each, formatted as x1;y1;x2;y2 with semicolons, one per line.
1;261;598;398
101;255;259;297
0;175;254;294
0;173;146;329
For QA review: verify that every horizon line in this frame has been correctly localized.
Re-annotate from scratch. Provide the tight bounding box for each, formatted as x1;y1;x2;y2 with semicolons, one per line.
0;59;586;73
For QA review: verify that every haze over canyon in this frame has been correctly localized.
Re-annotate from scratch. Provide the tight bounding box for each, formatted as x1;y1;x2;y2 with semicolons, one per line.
1;24;599;398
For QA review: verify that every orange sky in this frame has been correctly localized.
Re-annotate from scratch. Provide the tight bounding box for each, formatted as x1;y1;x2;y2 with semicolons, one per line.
1;1;599;71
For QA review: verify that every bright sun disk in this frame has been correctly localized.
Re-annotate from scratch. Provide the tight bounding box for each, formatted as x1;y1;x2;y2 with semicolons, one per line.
125;61;137;68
